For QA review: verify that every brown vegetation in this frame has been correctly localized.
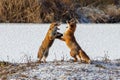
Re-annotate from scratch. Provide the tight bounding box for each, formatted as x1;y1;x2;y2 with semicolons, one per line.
0;0;40;23
0;0;120;23
0;61;39;79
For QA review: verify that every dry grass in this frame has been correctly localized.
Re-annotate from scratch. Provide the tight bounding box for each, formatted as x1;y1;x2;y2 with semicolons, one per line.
104;5;120;23
0;0;79;23
0;0;120;23
0;0;41;23
0;62;39;79
105;5;120;16
39;0;79;23
0;55;39;79
0;61;11;68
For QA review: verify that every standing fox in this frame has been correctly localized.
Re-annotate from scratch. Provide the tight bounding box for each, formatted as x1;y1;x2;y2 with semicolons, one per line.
58;19;91;64
37;22;62;63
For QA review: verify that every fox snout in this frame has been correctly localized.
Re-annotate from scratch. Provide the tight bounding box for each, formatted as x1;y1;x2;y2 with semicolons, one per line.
56;26;60;30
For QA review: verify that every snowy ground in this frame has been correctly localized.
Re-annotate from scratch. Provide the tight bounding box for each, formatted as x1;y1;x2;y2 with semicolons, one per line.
1;60;119;80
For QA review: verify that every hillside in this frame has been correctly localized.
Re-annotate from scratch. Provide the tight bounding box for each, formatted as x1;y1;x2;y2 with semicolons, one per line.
0;60;120;80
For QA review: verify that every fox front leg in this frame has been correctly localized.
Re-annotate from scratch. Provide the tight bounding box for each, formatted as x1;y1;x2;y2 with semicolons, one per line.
55;32;63;38
56;32;65;41
50;32;63;40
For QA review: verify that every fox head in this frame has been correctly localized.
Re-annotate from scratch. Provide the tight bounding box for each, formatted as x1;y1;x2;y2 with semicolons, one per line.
50;22;61;31
49;22;61;36
66;19;76;32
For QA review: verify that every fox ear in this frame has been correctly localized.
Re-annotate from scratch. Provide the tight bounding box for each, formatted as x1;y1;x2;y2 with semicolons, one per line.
70;18;76;23
66;18;76;24
54;22;61;26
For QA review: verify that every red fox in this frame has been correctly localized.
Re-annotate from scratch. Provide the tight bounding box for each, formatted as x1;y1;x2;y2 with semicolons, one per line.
58;19;91;63
37;22;63;63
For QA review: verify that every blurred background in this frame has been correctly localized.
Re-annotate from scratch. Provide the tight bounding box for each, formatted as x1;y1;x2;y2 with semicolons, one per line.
0;0;120;23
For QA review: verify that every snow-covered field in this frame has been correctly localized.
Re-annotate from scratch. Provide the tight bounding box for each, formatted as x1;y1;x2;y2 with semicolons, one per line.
0;24;120;63
0;24;120;80
5;60;120;80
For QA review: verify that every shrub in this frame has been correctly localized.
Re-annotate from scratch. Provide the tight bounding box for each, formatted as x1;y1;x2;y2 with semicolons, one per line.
0;0;41;23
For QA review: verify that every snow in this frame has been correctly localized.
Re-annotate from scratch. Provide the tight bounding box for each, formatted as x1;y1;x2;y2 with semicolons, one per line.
7;61;120;80
0;24;120;63
0;24;120;80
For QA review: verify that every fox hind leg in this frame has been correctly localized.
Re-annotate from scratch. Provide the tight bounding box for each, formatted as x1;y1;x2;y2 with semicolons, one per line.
70;50;78;62
37;51;43;63
42;49;49;63
79;50;91;64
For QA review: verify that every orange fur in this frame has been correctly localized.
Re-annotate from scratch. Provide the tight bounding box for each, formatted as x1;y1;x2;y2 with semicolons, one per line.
59;19;90;63
37;22;62;63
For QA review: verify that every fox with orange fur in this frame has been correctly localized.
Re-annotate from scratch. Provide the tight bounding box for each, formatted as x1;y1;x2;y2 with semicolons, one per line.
37;22;62;63
58;19;91;63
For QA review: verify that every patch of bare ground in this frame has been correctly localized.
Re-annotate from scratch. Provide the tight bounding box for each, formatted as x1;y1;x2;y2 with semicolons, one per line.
0;61;39;79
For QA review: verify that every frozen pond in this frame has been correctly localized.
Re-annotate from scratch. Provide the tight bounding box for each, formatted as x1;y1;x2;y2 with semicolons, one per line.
0;24;120;63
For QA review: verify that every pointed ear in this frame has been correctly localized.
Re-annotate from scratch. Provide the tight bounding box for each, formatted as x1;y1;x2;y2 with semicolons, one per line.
54;22;61;26
72;20;76;24
70;18;76;23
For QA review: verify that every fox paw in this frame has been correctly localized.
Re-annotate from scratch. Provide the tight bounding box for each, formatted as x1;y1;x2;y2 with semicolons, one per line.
56;32;63;38
69;59;76;62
